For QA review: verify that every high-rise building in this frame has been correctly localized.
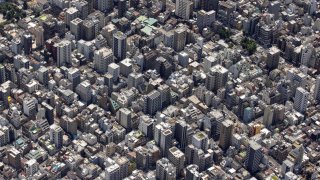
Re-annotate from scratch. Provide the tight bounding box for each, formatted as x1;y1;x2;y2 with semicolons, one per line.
0;82;11;108
0;126;10;146
13;54;29;70
68;67;81;90
138;116;155;139
22;33;32;55
34;26;44;48
94;47;113;73
7;148;22;170
168;147;185;176
71;0;89;19
0;64;6;84
113;31;127;62
11;38;22;54
218;119;233;150
300;44;314;66
243;107;254;123
116;108;132;131
158;84;171;108
200;0;218;11
186;164;200;180
159;59;173;79
119;58;132;77
118;0;126;17
23;96;38;117
155;123;173;156
245;140;263;173
135;146;149;170
263;105;274;127
164;31;174;48
293;87;309;113
197;10;215;30
54;40;72;67
127;72;144;89
49;124;63;149
115;156;129;179
268;1;280;19
135;145;160;170
82;19;99;41
76;80;92;104
178;51;189;68
70;18;83;40
105;164;120;180
206;65;228;92
102;24;117;47
108;63;120;82
147;90;162;115
266;46;280;71
173;27;187;52
25;159;39;176
160;129;173;156
175;120;187;150
42;102;54;125
156;158;176;180
60;116;77;137
37;66;49;86
104;73;113;93
313;76;320;102
98;0;113;12
65;7;79;26
192;131;208;151
175;0;193;20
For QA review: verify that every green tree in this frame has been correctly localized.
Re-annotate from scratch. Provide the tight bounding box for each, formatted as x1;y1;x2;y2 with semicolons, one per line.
241;37;257;55
217;27;231;39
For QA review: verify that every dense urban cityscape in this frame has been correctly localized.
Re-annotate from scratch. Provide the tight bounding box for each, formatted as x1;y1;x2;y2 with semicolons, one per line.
0;0;319;179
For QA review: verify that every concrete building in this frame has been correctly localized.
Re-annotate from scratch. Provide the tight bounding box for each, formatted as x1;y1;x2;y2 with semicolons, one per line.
245;140;263;173
173;27;187;52
147;90;162;115
266;46;280;70
197;10;215;29
23;96;38;117
219;119;233;150
70;18;83;40
65;7;79;26
113;31;127;62
105;164;120;180
25;159;39;176
175;0;193;20
94;47;113;73
156;158;176;180
108;63;120;82
54;40;72;67
313;76;320;102
168;147;185;176
206;65;228;92
294;87;309;113
49;124;63;149
192;131;208;151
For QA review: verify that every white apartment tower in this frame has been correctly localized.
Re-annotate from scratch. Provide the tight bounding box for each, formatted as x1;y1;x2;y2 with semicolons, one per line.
294;87;309;113
175;0;193;20
197;10;215;29
313;76;320;102
55;40;72;67
94;47;113;73
49;124;63;149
